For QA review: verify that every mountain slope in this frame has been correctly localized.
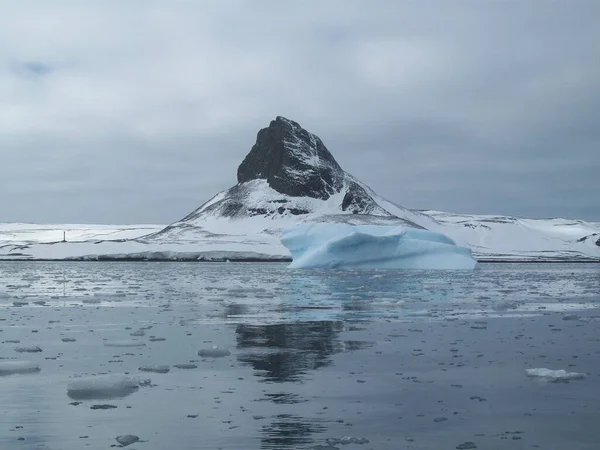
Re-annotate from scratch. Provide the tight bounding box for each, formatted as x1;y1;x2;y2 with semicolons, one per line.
143;116;437;244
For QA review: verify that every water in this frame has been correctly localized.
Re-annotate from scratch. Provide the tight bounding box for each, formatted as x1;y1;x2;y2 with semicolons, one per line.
0;262;599;449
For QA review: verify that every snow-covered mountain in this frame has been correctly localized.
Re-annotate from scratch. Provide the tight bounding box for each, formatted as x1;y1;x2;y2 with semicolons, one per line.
0;116;598;261
141;116;437;243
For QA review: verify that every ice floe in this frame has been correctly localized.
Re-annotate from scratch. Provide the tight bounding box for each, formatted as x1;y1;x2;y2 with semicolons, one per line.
67;374;150;400
0;361;41;376
525;368;586;381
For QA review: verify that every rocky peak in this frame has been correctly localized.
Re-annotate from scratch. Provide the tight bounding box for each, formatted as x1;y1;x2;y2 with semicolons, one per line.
237;116;345;200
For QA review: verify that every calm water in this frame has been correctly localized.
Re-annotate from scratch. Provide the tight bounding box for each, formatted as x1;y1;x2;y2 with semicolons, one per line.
0;262;599;449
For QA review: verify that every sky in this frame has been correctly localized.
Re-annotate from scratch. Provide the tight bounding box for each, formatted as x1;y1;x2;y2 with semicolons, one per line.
1;1;599;224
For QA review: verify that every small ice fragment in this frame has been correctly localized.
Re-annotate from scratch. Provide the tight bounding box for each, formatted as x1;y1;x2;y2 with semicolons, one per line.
326;436;370;445
525;368;586;381
562;314;580;321
456;442;477;450
103;340;146;348
116;435;140;446
67;374;150;400
173;364;197;369
62;338;76;342
14;346;42;353
0;361;41;376
139;365;170;374
130;329;145;337
197;347;231;358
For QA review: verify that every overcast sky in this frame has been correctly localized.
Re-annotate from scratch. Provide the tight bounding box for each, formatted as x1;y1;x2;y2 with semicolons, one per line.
1;1;599;224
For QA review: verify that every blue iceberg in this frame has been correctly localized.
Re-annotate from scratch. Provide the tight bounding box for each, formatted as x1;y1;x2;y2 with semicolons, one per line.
281;223;477;269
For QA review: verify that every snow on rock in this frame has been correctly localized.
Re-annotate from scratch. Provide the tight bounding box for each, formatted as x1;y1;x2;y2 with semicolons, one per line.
525;368;587;381
67;374;150;400
0;361;41;376
281;223;477;269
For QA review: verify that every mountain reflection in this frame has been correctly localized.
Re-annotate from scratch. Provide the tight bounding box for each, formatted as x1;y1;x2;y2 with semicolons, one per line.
235;321;344;383
260;414;327;449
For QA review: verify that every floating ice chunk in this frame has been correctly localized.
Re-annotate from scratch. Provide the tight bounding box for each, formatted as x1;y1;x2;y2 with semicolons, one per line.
103;340;146;348
376;298;406;308
197;346;231;358
326;436;370;445
525;368;586;381
116;435;140;446
173;364;197;369
67;374;150;400
139;365;170;374
0;361;41;376
281;223;477;269
14;346;42;353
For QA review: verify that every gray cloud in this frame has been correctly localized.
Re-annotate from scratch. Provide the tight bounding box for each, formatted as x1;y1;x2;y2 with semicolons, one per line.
1;1;598;223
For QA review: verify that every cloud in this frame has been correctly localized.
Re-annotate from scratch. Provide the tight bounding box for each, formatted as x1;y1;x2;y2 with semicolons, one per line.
0;1;598;223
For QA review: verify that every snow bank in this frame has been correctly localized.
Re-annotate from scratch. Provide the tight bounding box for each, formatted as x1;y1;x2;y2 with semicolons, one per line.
525;368;587;381
281;223;477;269
67;374;150;400
0;361;41;376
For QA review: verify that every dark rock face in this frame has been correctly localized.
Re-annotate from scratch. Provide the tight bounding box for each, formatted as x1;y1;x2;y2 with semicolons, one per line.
144;116;401;237
596;237;600;247
237;117;345;200
341;183;379;214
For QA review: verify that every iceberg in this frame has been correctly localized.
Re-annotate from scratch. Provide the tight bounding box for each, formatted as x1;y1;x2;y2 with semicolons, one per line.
281;223;477;269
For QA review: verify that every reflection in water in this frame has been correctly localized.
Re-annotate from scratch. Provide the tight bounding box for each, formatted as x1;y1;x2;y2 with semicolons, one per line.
236;321;375;449
260;414;327;449
236;321;344;383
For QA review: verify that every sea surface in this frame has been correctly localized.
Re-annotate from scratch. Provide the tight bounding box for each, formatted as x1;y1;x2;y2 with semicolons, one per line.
0;262;599;450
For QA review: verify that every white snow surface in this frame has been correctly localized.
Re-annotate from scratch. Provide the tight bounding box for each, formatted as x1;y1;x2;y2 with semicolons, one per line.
0;223;162;245
282;223;477;269
0;183;597;262
423;211;600;261
525;368;587;381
